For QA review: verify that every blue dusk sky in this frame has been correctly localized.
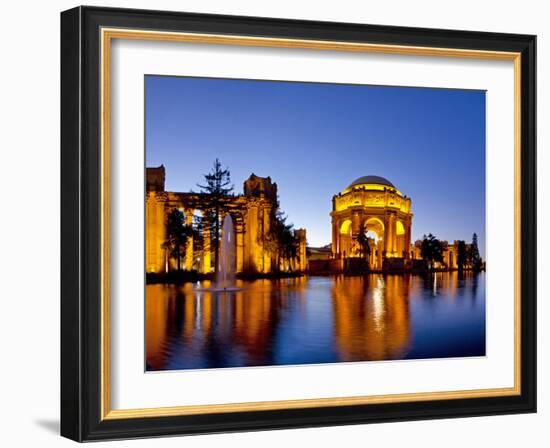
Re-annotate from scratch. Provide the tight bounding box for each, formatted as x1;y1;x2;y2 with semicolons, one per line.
145;75;486;256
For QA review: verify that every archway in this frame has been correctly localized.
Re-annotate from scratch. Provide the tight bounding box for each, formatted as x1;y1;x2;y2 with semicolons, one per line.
192;209;211;273
364;217;385;269
339;219;353;258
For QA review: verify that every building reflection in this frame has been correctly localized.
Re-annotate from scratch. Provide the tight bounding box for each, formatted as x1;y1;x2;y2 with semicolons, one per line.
331;274;412;361
146;273;484;370
146;278;309;370
418;270;480;302
145;285;170;368
231;280;277;363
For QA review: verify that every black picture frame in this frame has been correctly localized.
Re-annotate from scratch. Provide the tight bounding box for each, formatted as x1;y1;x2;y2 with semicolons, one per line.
61;5;536;442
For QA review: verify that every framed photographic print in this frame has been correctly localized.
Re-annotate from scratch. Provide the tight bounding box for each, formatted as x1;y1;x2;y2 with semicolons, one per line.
60;6;536;441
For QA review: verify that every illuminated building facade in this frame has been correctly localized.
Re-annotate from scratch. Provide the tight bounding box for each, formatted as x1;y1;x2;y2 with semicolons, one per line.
328;175;467;271
146;166;307;274
411;239;461;270
331;176;413;269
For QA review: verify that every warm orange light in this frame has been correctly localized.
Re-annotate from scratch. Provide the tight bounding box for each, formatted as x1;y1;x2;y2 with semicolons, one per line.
340;219;352;234
333;189;411;213
396;221;405;235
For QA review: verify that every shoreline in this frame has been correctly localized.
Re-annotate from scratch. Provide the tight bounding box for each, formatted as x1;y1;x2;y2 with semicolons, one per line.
146;268;484;285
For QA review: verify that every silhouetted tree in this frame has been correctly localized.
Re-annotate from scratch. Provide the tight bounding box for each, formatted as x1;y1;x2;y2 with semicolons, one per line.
187;213;207;269
470;233;482;271
420;233;444;271
163;208;193;271
281;226;298;271
270;210;298;271
264;198;283;270
197;159;234;274
456;240;467;271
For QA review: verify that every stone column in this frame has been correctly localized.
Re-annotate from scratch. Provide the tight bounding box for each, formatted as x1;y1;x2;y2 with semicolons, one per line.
145;192;167;273
235;216;244;273
384;214;390;255
245;203;260;273
185;209;194;271
202;221;211;273
390;214;397;256
332;219;338;257
295;229;307;271
262;205;272;273
404;218;412;259
301;234;307;271
384;213;397;257
351;211;361;236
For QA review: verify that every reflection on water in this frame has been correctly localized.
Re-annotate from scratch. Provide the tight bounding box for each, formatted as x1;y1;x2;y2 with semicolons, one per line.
146;272;485;371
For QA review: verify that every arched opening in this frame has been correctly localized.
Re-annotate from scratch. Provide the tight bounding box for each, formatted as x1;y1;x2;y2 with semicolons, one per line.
339;219;353;258
396;220;405;235
364;217;385;269
366;230;379;241
339;219;352;234
164;207;195;272
192;209;212;273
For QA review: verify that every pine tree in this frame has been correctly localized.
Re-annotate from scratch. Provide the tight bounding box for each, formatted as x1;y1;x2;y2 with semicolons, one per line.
197;159;234;273
456;240;467;271
269;209;297;272
470;233;482;271
163;208;193;271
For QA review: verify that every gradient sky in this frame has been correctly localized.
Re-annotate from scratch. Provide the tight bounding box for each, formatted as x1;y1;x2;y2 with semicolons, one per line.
145;75;486;256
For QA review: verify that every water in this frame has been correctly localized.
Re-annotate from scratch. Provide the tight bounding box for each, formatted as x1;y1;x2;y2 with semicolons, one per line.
146;272;485;371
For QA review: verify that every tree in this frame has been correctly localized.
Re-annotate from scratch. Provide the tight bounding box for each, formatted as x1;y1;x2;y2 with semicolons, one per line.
264;199;284;271
280;224;298;272
270;210;297;272
420;233;443;271
456;240;467;271
197;159;234;274
354;222;372;261
163;208;193;271
470;233;482;271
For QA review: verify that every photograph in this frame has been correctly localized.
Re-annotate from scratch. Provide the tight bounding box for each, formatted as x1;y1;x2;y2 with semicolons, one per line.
144;75;487;371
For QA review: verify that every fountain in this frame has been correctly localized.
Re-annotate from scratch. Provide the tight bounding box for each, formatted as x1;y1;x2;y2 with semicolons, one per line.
196;214;240;292
215;214;238;290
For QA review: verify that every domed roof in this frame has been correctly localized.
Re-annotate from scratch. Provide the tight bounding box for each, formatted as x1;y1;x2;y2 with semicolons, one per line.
347;175;395;189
